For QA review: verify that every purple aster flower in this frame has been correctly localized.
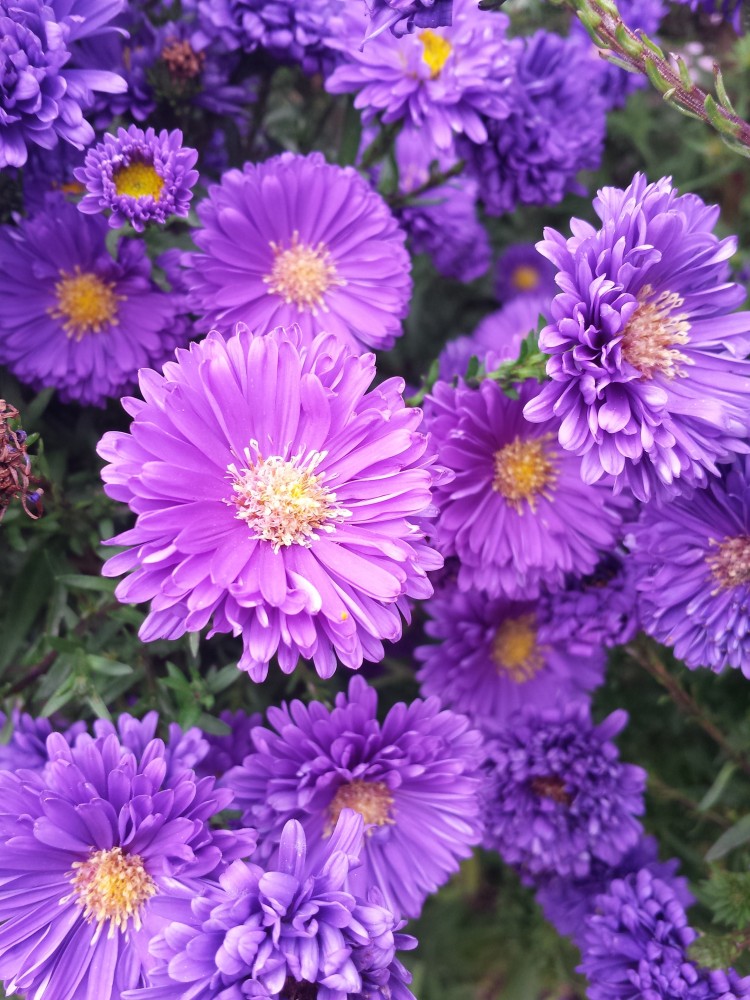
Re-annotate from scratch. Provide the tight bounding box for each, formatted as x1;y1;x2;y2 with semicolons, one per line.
363;0;454;41
21;141;86;213
93;711;210;779
415;581;604;728
630;454;750;674
675;0;745;30
524;174;750;503
0;708;85;772
0;194;185;406
483;703;646;881
225;675;485;918
537;552;639;653
460;30;606;215
74;125;199;233
98;325;442;681
495;243;557;304
184;152;412;354
426;377;625;599
0;729;255;999
196;709;262;779
0;0;126;168
124;811;417;1000
536;836;692;947
579;867;750;1000
326;0;519;156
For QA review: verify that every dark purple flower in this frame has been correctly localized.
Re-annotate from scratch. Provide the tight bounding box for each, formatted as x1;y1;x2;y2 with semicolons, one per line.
93;711;210;780
537;552;639;653
0;728;255;999
460;30;606;216
676;0;744;30
123;811;417;1000
630;454;750;674
185;152;412;354
426;377;625;599
363;0;454;41
416;581;604;728
524;174;750;502
21;142;86;213
98;325;442;681
483;703;646;881
75;125;199;233
0;708;85;772
0;0;126;168
196;709;262;779
495;243;557;304
326;0;518;156
0;194;185;406
225;675;485;918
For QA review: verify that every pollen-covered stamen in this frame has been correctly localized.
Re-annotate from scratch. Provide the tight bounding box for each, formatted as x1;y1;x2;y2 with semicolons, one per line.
707;535;750;592
264;231;346;313
50;266;121;341
491;614;544;683
530;775;573;807
511;264;541;292
66;846;156;938
114;159;165;201
620;284;691;379
492;434;557;511
418;29;452;77
228;449;350;551
161;38;205;80
327;780;395;834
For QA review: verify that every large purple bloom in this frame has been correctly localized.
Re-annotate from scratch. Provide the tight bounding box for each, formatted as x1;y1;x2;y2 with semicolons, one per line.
98;325;442;681
0;729;254;1000
483;703;646;881
415;581;604;728
75;125;199;233
426;377;625;599
630;454;750;674
525;174;750;502
326;0;518;156
185;152;412;354
460;30;606;216
225;675;485;919
124;811;417;1000
0;194;184;406
0;0;126;167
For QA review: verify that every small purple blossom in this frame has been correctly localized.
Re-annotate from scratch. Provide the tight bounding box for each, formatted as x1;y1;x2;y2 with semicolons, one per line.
185;152;412;354
75;125;199;233
225;675;485;919
416;582;604;728
495;243;557;304
0;708;85;772
524;174;750;502
675;0;744;30
631;454;750;674
196;709;262;779
363;0;454;41
426;377;626;599
98;325;442;681
92;711;210;779
483;703;646;881
0;194;185;406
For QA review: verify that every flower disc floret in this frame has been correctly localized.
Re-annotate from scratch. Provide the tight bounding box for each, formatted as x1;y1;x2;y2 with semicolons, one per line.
98;325;442;681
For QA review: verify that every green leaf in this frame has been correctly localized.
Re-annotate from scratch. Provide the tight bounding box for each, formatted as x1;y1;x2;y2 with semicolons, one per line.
706;815;750;862
56;574;117;593
702;870;750;929
699;761;736;813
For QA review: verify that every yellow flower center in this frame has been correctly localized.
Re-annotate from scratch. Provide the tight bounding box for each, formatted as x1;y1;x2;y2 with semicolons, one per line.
67;846;156;939
511;265;541;292
50;267;121;341
707;535;750;592
492;434;557;512
228;449;350;551
263;231;346;313
620;284;691;379
491;614;544;683
114;160;165;200
161;38;205;80
328;780;395;833
418;29;452;77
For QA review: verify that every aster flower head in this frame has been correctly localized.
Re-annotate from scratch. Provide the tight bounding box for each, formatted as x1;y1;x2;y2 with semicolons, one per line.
364;0;454;41
676;0;745;30
93;711;210;779
0;728;255;1000
75;125;199;233
426;377;625;599
460;30;606;216
525;173;750;502
226;675;485;918
196;709;262;779
0;0;126;168
631;454;750;674
326;0;519;155
0;708;85;772
98;325;442;681
483;703;646;881
415;581;605;728
0;195;185;406
495;243;557;304
185;152;411;353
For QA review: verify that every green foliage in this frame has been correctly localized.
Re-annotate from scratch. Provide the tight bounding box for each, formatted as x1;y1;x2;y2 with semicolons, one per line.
701;871;750;930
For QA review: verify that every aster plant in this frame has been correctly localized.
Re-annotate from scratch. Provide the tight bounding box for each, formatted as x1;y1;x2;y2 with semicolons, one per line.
98;325;442;680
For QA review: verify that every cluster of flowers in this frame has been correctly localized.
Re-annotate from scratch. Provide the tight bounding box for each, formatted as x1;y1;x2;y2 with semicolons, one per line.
1;0;750;997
